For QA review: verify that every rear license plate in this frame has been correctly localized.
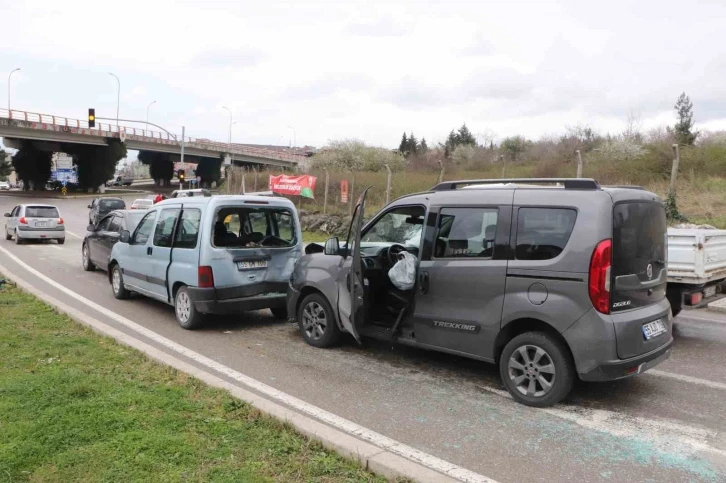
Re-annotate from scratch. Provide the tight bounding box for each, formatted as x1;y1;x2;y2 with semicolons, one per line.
237;260;268;270
642;319;667;340
36;221;48;227
704;286;717;298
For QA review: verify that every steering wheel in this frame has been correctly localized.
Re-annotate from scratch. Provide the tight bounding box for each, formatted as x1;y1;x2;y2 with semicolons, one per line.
387;244;407;266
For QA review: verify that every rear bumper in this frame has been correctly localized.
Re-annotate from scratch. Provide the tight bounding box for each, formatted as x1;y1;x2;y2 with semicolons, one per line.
17;227;65;239
186;281;287;314
578;338;673;382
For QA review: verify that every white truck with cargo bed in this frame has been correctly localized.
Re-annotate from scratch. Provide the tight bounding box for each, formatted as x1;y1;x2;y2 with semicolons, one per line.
666;227;726;316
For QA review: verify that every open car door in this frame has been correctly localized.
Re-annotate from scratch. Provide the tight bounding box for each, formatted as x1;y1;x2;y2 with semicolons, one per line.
336;188;369;344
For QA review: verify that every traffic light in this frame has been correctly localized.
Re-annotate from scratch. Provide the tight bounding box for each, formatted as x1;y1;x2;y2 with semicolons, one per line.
88;108;95;128
177;169;185;181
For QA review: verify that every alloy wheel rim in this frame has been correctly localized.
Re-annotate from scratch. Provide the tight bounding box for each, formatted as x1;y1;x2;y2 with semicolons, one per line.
83;245;89;268
112;269;121;293
508;344;556;398
302;302;327;341
176;291;190;323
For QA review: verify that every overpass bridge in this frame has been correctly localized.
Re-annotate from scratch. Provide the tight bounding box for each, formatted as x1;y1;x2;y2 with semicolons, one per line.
0;109;305;168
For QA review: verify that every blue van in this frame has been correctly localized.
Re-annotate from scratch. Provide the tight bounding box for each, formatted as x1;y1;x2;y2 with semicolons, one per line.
108;195;302;329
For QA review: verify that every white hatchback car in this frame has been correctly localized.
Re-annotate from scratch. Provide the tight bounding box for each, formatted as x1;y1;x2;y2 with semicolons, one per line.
130;199;154;210
4;204;66;244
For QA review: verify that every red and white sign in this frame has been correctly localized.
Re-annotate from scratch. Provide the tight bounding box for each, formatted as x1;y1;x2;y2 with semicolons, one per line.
340;179;349;203
269;174;317;198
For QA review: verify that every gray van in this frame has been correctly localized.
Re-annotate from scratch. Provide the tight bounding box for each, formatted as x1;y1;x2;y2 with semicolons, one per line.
287;179;673;407
108;195;302;329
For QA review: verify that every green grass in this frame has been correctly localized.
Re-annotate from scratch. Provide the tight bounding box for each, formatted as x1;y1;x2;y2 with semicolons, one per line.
302;231;330;243
0;282;386;482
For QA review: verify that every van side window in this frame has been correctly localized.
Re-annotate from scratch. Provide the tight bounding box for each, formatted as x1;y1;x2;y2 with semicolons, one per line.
435;208;498;258
132;212;157;245
174;209;201;249
515;208;577;261
153;209;180;247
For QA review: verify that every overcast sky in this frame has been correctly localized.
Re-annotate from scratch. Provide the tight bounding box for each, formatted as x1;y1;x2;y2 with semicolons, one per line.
2;0;725;149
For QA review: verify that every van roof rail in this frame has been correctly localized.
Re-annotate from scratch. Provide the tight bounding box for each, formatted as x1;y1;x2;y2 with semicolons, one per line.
430;178;600;191
603;185;645;190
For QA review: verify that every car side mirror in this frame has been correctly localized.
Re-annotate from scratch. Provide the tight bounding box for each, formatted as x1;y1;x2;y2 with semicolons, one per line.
87;204;92;209
119;230;131;243
324;237;340;256
86;224;95;232
3;213;9;217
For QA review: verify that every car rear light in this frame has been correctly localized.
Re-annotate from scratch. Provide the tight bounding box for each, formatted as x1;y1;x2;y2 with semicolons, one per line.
58;218;64;225
688;292;703;305
19;217;27;224
198;266;214;288
589;239;612;314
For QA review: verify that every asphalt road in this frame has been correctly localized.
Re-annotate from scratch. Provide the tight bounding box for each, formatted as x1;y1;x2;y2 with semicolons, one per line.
2;193;726;483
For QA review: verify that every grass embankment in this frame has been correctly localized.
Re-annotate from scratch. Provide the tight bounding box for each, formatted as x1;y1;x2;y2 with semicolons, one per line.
0;282;385;482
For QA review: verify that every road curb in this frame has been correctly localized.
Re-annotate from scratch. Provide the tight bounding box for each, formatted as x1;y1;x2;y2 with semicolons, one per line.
0;264;466;483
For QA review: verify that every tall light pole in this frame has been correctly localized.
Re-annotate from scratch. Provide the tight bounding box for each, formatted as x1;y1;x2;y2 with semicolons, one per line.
145;100;156;132
222;106;233;166
287;125;296;148
7;68;20;111
109;72;120;126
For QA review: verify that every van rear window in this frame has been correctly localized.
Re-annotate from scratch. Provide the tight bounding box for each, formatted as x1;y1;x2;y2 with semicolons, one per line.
612;202;667;279
213;207;296;248
515;208;577;260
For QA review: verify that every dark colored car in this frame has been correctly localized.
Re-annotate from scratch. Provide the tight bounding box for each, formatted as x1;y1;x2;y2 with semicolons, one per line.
287;178;673;407
88;197;126;225
82;210;146;272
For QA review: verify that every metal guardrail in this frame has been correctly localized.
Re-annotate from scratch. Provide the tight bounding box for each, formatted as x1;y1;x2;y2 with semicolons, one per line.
0;108;306;163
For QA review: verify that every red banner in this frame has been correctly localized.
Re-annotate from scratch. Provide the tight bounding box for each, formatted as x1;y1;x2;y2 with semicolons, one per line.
269;174;317;198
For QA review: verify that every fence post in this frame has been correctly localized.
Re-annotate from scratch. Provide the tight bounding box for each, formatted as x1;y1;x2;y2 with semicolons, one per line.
385;164;392;205
500;155;505;178
241;172;246;194
437;161;444;184
323;167;329;215
670;144;680;192
254;167;258;192
576;150;583;178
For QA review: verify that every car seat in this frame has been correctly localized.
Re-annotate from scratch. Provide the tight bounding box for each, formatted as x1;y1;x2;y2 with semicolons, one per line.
479;224;497;257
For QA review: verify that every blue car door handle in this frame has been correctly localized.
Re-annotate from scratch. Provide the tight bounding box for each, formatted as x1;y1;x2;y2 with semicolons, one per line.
147;247;153;256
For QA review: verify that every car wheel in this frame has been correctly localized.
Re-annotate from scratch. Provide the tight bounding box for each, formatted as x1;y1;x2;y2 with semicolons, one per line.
82;243;95;271
57;238;65;245
111;264;130;300
5;226;11;241
297;293;341;348
175;286;203;330
270;307;288;320
499;332;574;408
14;230;22;245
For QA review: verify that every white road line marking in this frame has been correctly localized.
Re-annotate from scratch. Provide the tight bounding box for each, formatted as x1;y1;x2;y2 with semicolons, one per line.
478;386;726;458
647;370;726;391
66;230;83;239
0;245;495;483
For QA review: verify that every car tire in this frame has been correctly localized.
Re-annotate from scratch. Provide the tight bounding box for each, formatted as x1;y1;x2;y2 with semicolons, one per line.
175;286;203;330
270;307;288;320
297;293;341;348
14;230;22;245
82;243;95;271
111;264;130;300
5;227;10;241
499;331;574;408
58;238;65;245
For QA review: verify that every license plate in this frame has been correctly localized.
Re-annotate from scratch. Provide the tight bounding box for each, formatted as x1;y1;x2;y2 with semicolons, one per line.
35;222;48;227
642;319;667;340
704;286;717;298
237;260;268;270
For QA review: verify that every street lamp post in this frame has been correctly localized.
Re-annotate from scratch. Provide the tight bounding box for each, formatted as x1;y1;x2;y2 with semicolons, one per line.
287;125;296;148
146;100;156;133
109;72;120;126
7;68;20;111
